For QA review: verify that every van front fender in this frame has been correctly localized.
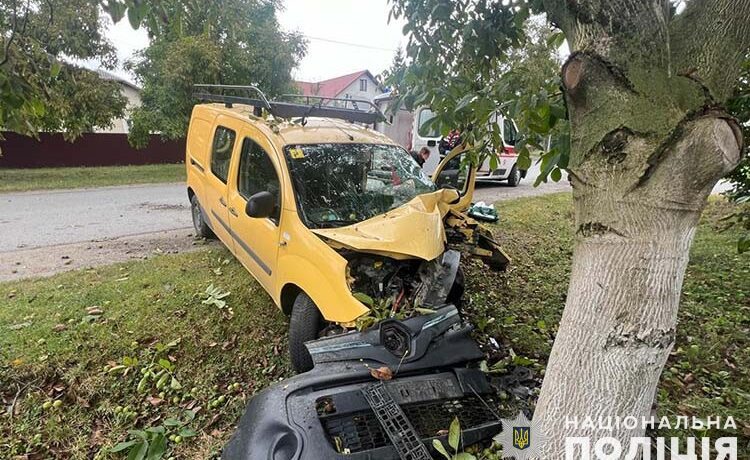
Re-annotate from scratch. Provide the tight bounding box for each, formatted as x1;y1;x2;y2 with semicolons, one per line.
276;254;369;324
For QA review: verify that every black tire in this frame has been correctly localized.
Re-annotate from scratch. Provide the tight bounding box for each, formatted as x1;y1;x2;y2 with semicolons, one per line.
289;292;323;373
190;194;214;239
507;165;521;187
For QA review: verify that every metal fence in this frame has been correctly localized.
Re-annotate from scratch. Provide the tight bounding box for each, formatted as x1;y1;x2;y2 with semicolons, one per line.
0;132;185;168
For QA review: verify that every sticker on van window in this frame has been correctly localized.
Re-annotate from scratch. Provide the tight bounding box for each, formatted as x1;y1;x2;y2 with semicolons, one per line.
289;147;305;159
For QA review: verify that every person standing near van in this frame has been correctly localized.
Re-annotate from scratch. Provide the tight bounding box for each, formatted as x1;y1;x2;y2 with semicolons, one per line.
439;129;462;155
411;147;431;167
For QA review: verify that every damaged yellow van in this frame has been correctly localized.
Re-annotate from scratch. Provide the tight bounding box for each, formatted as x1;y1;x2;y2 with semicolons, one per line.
186;86;503;372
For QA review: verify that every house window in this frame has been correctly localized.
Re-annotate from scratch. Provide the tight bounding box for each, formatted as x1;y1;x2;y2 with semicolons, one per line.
359;79;367;92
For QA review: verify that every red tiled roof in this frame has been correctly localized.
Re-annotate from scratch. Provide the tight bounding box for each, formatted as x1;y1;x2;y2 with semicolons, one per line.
296;70;373;99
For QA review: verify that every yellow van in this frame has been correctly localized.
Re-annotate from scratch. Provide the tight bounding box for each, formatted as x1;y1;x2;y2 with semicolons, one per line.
185;86;497;372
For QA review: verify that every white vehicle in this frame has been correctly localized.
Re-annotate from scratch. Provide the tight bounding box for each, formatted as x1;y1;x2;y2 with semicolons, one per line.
476;112;526;186
374;94;525;185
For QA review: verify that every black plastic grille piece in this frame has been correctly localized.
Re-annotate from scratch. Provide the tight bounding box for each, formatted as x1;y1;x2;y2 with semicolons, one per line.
361;382;432;460
321;393;498;454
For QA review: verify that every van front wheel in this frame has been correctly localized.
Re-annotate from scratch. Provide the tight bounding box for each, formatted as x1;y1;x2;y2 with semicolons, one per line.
289;292;323;373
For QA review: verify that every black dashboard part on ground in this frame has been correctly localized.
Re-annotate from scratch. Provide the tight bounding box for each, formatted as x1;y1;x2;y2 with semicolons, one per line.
221;306;502;460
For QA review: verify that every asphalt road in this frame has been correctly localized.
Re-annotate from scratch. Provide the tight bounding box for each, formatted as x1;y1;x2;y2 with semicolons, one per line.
0;164;733;281
0;183;191;252
0;163;561;254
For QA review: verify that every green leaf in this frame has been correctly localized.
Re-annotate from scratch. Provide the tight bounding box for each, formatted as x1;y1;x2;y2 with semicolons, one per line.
128;430;148;440
352;292;374;307
50;61;62;78
146;433;166;460
146;426;165;434
127;440;148;460
448;416;461;451
455;453;477;460
489;153;498;170
111;440;138;452
170;376;182;390
455;94;475;111
550;167;562;182
126;4;145;29
517;150;532;170
163;418;182;427
432;439;451;460
158;358;173;371
104;0;127;23
179;427;198;438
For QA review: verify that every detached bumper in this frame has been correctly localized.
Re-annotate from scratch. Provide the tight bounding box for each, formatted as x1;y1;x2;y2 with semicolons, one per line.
222;306;503;459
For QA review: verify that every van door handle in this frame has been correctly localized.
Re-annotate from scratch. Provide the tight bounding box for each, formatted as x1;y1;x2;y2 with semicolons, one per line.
219;197;227;207
229;207;238;217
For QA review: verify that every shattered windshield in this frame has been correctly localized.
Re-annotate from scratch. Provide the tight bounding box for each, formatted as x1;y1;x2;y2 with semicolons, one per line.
284;143;436;228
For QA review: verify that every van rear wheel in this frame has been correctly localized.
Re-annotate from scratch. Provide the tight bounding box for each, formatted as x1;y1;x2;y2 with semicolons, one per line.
289;292;323;373
507;166;521;187
190;195;214;239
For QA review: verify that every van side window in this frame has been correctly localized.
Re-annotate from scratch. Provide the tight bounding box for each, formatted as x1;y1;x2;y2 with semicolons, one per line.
238;138;281;222
211;126;236;183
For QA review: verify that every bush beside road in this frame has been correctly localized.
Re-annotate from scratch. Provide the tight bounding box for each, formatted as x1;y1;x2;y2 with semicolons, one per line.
0;194;747;458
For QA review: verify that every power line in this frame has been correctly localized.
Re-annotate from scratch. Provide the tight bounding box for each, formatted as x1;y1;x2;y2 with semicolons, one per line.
303;34;398;52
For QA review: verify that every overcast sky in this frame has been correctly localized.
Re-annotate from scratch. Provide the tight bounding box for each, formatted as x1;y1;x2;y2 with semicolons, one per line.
104;0;407;84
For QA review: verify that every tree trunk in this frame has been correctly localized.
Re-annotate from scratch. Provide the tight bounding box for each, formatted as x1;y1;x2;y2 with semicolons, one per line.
536;118;741;454
535;0;748;455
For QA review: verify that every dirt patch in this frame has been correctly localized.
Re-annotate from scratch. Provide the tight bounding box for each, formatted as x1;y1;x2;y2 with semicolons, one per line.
138;202;188;211
0;228;218;282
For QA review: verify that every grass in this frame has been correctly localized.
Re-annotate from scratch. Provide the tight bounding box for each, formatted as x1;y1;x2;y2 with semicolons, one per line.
1;193;748;458
0;164;186;193
0;249;289;458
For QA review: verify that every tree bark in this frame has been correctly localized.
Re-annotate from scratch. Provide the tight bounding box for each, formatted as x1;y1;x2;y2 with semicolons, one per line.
535;0;748;455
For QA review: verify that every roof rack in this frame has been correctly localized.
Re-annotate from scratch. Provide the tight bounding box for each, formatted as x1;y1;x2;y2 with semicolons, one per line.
193;84;385;125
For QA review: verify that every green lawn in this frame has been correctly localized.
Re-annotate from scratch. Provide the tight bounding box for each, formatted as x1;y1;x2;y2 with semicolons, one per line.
0;194;747;458
0;164;186;193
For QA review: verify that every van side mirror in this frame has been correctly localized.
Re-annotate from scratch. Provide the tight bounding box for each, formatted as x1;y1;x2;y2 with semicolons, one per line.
245;191;275;218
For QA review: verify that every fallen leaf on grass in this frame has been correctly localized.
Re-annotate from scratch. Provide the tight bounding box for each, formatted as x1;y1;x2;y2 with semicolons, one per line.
369;366;393;381
147;396;164;406
85;306;103;315
75;396;90;408
206;413;221;428
8;322;31;330
222;335;237;351
52;324;67;332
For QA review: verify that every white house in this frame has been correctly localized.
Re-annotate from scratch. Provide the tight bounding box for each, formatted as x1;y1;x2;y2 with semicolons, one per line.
296;70;384;109
94;69;142;134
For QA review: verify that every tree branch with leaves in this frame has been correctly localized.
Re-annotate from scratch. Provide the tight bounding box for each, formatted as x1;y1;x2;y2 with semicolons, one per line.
388;0;748;455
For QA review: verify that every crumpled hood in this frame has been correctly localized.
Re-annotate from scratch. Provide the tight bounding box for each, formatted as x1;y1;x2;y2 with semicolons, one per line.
311;189;459;260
